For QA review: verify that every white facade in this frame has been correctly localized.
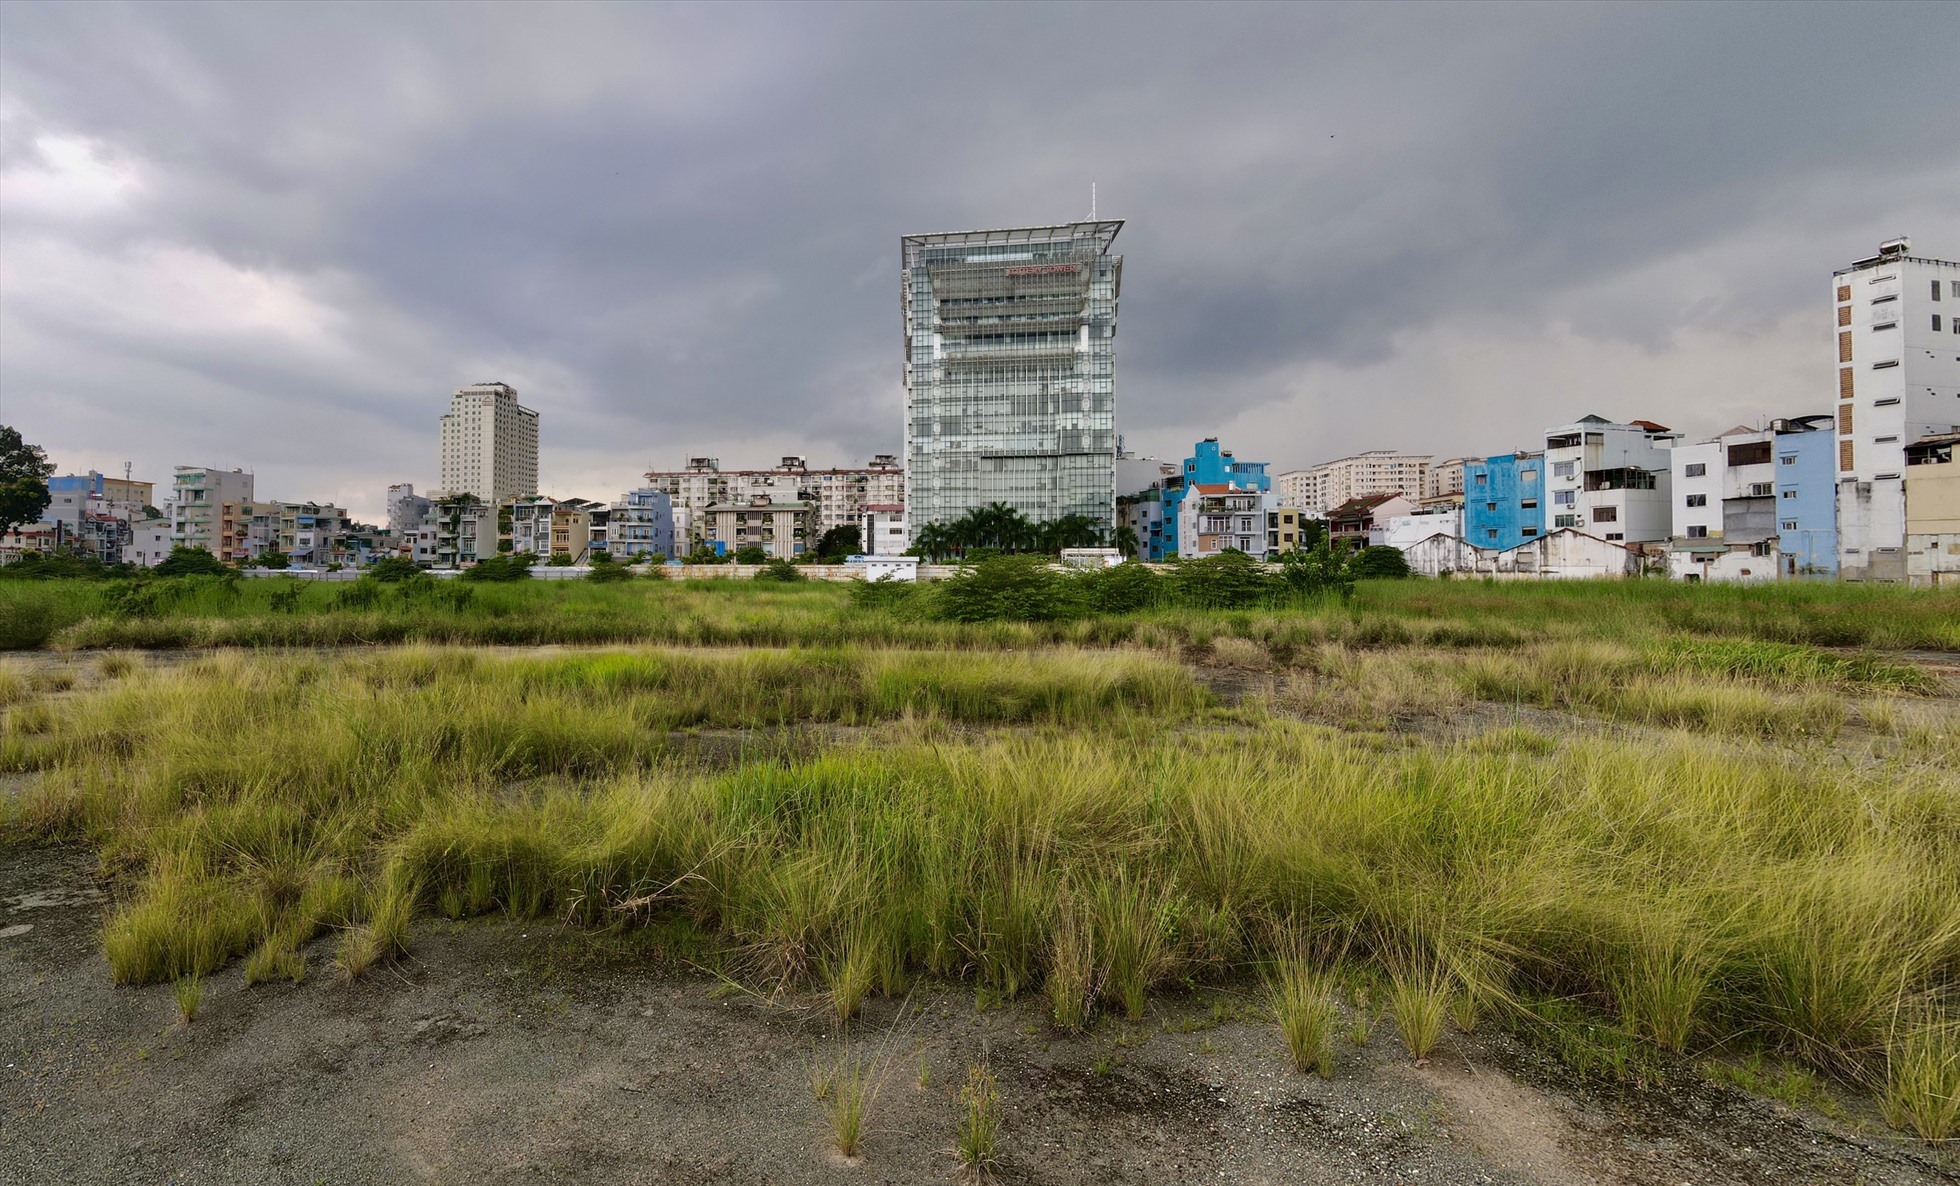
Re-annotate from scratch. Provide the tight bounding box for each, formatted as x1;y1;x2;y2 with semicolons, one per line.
1423;456;1476;505
1176;485;1271;557
1277;451;1431;518
170;466;254;554
1404;528;1642;580
128;522;173;568
387;484;433;535
1833;239;1960;582
850;555;919;582
646;456;904;548
439;382;539;505
1380;508;1462;550
1543;416;1677;544
859;505;909;557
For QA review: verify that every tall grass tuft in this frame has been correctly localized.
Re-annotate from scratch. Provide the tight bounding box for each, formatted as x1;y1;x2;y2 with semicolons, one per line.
1386;961;1450;1063
1046;893;1097;1032
1882;1015;1960;1142
818;1046;874;1158
956;1063;1001;1172
173;974;204;1023
1269;959;1339;1077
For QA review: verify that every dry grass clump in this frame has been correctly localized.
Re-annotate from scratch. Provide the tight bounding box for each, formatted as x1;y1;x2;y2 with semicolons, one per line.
7;640;1958;1139
1882;1013;1960;1142
1269;959;1339;1077
173;974;204;1023
956;1064;1001;1171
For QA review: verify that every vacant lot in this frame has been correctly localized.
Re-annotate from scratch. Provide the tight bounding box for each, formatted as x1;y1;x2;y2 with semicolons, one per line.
3;579;1957;1183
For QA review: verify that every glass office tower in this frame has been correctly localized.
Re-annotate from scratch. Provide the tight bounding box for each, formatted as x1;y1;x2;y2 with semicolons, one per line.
901;221;1123;534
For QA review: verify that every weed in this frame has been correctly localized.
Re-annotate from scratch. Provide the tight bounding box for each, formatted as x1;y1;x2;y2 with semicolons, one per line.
173;974;204;1023
1386;962;1449;1063
1046;894;1096;1033
1882;1017;1960;1142
1270;959;1338;1077
956;1063;1001;1172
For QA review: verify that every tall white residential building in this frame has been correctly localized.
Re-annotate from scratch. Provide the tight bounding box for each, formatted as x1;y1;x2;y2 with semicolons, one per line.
644;455;904;548
170;466;255;555
1833;238;1960;583
1276;451;1431;518
1543;416;1678;544
439;381;539;504
1423;456;1478;506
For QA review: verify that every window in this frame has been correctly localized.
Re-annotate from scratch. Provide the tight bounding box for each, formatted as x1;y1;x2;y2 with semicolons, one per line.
1751;542;1772;558
1780;455;1796;465
1553;461;1575;477
1729;441;1773;467
1749;482;1774;497
1593;506;1618;523
1876;435;1898;443
1485;529;1498;541
1554;514;1576;528
1474;473;1487;486
1685;463;1706;477
1606;533;1623;541
1781;489;1797;499
1520;499;1538;509
1874;321;1897;331
1872;293;1898;305
1486;501;1497;512
1687;525;1708;538
1937;315;1945;332
1781;520;1798;531
1519;468;1537;482
1521;526;1538;537
1554;490;1576;506
1952;281;1960;298
1937;280;1947;302
1686;494;1707;507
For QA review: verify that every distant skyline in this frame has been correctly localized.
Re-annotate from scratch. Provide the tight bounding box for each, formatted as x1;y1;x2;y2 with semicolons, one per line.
3;2;1957;521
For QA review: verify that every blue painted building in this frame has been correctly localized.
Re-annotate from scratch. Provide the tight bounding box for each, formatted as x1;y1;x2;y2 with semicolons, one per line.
1464;451;1546;550
1158;438;1270;559
1774;416;1837;577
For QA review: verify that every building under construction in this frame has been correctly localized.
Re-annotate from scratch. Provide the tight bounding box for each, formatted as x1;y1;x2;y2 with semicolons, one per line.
901;220;1123;534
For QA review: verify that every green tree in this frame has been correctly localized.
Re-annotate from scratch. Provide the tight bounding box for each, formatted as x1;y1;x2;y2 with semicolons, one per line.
1114;524;1141;559
0;424;55;536
733;545;769;565
255;549;290;570
364;556;420;582
754;557;806;582
155;546;230;577
815;524;862;561
1350;545;1413;579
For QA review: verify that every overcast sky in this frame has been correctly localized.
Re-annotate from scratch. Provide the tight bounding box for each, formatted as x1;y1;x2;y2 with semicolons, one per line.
2;2;1956;520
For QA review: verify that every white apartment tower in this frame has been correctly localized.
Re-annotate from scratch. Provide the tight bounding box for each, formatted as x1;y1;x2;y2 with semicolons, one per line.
1833;238;1960;582
439;382;539;504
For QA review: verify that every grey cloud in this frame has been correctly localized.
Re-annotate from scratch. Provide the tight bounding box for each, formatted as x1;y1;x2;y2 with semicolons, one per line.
3;1;1958;518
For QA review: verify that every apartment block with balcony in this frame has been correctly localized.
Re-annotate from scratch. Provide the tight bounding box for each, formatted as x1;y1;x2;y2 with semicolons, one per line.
1175;485;1269;558
431;494;498;568
218;500;282;564
704;494;816;560
1543;417;1677;544
1277;451;1430;518
606;489;676;560
1668;426;1781;582
645;455;904;550
278;502;348;566
170;466;254;555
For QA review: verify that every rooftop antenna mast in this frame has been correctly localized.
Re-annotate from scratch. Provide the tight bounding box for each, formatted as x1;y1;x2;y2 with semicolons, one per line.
1091;182;1097;220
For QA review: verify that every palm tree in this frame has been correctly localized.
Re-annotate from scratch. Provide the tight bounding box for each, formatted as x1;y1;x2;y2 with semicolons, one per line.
1114;524;1140;559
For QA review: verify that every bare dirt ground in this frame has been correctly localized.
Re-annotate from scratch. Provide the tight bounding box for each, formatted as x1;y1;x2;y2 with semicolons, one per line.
3;843;1954;1186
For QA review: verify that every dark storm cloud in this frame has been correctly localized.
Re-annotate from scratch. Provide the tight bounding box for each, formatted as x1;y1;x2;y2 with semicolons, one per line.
2;1;1956;515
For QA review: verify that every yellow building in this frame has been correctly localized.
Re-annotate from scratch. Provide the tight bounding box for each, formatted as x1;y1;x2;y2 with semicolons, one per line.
1905;433;1960;587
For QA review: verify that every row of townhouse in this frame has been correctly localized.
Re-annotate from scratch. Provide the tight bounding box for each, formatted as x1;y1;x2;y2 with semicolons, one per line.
642;454;905;554
1119;438;1307;561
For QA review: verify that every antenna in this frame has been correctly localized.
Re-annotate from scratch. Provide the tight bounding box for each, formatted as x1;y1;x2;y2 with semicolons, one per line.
1091;182;1097;220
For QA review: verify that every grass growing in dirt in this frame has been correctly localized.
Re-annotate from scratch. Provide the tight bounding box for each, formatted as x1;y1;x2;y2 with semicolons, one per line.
2;625;1957;1141
8;571;1957;653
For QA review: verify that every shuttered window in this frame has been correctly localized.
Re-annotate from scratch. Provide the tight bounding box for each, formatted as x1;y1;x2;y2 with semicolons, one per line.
1837;285;1851;302
1838;331;1852;362
1839;440;1854;471
1839;404;1853;433
1839;367;1854;399
1838;306;1852;326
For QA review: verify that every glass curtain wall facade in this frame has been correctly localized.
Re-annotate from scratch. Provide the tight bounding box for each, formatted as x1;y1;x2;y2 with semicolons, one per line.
901;221;1123;535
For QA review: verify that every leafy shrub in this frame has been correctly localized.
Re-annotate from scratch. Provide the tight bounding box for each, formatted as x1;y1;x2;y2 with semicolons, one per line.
458;553;535;582
586;559;634;582
1279;542;1355;598
1081;561;1162;613
935;555;1083;622
1166;551;1282;610
1351;546;1412;579
734;545;769;565
754;558;805;583
154;547;229;577
364;557;420;583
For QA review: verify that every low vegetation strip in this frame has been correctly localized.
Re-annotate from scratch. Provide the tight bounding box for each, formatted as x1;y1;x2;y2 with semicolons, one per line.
4;568;1957;653
3;643;1957;1139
